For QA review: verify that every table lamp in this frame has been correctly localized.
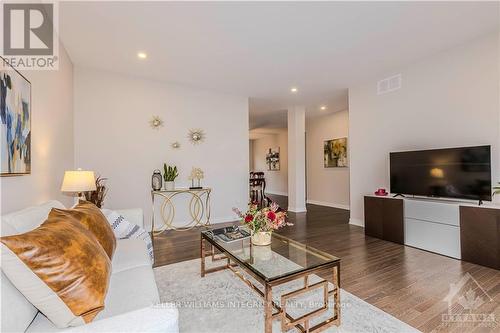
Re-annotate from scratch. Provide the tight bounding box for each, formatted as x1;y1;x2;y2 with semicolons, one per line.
61;169;96;198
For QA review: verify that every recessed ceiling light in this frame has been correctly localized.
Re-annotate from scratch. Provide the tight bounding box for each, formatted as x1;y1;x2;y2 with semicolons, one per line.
290;87;298;93
320;105;327;110
137;52;147;59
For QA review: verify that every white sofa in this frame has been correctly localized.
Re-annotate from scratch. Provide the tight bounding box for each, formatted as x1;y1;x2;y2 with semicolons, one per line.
1;200;179;333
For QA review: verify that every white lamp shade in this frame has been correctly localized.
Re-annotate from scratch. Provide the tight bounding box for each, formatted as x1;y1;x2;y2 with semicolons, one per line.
61;170;96;192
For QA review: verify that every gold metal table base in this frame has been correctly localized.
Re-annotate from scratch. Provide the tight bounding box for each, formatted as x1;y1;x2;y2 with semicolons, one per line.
151;188;211;236
200;237;341;333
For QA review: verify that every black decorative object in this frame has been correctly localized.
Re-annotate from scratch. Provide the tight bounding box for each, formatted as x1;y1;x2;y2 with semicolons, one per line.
152;169;162;191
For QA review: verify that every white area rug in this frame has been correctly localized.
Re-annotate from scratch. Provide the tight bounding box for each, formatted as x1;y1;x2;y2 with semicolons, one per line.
154;258;420;333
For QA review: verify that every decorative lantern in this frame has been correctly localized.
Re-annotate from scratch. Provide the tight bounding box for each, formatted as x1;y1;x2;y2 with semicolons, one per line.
152;169;163;191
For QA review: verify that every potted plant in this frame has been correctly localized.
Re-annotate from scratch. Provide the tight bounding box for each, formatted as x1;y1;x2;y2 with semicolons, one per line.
233;202;290;246
83;175;107;208
163;164;178;190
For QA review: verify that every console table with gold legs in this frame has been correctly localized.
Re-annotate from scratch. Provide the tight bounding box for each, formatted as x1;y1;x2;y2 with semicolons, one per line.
151;188;211;237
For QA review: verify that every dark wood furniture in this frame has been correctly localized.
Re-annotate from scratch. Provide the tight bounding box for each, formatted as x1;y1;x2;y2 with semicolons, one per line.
364;196;404;244
364;195;500;270
459;206;500;270
249;172;270;207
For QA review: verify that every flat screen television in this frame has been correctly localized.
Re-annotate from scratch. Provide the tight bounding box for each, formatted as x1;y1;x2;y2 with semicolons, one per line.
390;145;491;201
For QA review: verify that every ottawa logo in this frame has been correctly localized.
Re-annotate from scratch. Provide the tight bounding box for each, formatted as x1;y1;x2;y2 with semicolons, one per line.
441;272;496;328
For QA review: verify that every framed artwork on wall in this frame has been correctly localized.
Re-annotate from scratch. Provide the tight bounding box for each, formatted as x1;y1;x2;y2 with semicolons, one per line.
266;147;280;171
324;137;347;168
1;57;32;176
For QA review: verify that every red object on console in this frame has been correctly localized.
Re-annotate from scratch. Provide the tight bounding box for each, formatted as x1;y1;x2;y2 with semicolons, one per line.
374;188;388;196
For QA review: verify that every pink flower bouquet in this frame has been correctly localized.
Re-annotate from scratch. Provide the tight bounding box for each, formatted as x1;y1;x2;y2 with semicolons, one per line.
233;202;291;233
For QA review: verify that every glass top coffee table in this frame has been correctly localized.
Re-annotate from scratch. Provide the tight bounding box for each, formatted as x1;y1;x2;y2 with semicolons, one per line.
201;228;341;333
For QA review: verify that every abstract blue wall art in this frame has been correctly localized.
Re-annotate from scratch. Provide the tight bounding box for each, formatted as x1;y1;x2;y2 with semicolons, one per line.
1;58;31;176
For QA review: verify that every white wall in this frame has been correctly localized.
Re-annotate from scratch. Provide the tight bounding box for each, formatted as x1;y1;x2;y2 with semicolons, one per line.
1;44;74;213
74;67;249;229
306;110;350;210
251;129;288;195
349;33;499;226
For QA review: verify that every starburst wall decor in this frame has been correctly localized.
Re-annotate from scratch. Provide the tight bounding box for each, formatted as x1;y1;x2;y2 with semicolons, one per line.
188;129;205;144
149;116;164;130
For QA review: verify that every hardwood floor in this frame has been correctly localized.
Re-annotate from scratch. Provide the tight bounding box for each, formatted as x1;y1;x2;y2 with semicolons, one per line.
153;195;500;332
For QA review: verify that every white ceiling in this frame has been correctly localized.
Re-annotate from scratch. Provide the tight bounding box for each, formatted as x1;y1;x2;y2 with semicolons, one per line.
59;1;498;128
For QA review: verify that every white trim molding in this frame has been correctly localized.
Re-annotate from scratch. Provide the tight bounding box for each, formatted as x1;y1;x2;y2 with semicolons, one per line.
288;206;307;213
306;200;350;211
349;218;364;227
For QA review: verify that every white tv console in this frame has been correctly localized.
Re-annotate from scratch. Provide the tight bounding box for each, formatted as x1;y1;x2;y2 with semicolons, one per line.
404;198;461;258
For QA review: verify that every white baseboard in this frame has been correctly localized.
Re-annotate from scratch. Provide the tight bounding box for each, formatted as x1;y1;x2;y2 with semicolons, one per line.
288;206;307;213
306;200;350;210
266;190;288;196
349;218;364;227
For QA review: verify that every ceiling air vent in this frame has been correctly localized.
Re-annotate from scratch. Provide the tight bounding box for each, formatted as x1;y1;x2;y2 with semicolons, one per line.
377;74;402;95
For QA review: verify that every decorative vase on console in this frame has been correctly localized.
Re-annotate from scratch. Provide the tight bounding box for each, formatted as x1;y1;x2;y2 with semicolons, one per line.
189;167;204;190
151;170;162;191
232;202;291;246
163;163;178;191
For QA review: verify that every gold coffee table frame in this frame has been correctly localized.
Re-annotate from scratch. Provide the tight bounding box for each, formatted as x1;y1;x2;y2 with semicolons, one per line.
151;188;211;236
201;232;341;333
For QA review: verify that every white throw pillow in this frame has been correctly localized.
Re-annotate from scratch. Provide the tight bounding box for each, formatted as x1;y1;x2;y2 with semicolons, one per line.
1;244;87;328
101;209;154;263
